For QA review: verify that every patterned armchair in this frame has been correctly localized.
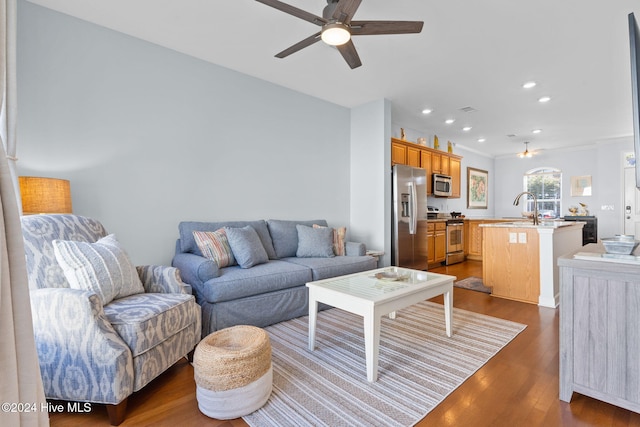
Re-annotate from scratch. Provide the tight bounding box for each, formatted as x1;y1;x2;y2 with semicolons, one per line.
21;215;201;425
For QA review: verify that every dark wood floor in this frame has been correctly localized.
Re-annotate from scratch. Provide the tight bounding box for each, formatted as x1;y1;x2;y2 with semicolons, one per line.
50;261;640;426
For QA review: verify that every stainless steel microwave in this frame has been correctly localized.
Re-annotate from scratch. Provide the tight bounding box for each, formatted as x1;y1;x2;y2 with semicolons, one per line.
433;173;452;197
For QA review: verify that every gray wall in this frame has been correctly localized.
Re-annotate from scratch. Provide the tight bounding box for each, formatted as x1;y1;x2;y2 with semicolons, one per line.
494;137;633;239
16;2;635;267
16;2;354;265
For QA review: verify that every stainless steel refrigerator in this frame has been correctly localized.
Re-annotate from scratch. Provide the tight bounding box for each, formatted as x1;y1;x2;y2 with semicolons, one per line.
392;164;429;270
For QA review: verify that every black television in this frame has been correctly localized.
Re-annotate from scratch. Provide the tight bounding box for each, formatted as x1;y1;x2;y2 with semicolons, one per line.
630;13;640;188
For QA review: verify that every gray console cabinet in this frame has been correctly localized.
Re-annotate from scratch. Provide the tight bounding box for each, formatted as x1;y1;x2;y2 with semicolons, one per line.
558;244;640;413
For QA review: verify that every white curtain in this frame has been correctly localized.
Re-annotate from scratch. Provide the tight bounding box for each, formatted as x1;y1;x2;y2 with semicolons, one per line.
0;0;49;425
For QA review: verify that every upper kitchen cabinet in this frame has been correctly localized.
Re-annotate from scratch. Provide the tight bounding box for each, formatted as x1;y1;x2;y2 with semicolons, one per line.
390;138;462;198
391;140;406;165
449;157;461;198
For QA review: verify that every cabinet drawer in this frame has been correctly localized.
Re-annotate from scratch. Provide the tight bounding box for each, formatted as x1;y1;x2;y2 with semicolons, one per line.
435;222;446;231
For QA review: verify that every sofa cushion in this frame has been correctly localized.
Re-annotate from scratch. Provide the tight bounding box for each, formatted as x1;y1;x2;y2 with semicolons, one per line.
296;225;334;258
193;229;235;268
282;255;378;281
104;292;198;357
198;260;312;303
179;221;277;260
224;226;269;268
313;224;347;256
53;234;144;306
267;219;328;258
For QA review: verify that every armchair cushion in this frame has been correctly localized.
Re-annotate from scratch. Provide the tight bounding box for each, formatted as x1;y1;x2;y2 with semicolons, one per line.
53;234;144;306
103;293;200;357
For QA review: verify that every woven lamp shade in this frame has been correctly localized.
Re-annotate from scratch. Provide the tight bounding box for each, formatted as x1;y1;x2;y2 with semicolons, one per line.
19;176;73;215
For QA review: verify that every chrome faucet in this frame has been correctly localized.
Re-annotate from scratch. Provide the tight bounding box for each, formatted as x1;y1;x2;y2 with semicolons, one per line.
513;191;539;225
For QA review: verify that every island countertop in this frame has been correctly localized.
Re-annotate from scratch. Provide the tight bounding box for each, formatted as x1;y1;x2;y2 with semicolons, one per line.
480;220;584;229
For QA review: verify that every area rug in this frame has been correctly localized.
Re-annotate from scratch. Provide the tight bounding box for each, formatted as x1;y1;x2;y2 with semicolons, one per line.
243;301;525;427
454;276;492;294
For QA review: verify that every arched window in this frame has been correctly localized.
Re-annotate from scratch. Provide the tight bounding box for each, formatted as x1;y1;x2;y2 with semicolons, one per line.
522;167;562;219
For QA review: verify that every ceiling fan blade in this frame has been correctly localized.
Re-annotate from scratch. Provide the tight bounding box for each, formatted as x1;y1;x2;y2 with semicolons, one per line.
331;0;362;24
336;40;362;69
255;0;327;26
275;32;322;58
350;20;424;35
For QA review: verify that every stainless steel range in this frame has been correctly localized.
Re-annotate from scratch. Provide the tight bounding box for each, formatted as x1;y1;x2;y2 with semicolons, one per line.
445;219;465;265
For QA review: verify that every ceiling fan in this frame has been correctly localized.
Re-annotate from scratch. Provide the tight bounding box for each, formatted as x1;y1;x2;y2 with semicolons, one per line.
255;0;424;69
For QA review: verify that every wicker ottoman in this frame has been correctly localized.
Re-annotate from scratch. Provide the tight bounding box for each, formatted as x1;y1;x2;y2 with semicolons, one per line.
193;325;272;419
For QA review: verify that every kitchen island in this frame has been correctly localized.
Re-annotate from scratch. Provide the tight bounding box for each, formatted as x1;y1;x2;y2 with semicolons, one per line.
481;221;583;307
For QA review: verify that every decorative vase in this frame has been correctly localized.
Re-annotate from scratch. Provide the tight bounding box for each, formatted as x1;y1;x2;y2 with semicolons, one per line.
433;135;439;150
447;141;453;153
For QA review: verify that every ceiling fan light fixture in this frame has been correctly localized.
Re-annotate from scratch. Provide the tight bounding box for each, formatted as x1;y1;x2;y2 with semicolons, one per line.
518;141;533;158
321;23;351;46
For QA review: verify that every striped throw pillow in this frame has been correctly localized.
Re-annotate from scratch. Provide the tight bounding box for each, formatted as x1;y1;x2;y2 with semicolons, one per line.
193;229;236;268
52;234;144;306
313;224;347;256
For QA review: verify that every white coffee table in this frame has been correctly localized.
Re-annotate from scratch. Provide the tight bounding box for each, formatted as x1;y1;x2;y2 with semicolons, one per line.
307;267;455;382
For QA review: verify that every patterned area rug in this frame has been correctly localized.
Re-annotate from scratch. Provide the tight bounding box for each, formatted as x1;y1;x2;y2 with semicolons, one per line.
244;301;525;427
454;276;492;294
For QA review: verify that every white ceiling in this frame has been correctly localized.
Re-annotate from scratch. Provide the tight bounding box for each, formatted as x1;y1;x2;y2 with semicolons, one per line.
24;0;639;157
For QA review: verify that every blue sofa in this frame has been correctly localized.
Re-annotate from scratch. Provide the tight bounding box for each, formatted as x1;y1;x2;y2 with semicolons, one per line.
172;219;377;336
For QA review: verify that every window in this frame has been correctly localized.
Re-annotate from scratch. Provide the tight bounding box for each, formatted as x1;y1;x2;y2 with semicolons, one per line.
523;168;562;218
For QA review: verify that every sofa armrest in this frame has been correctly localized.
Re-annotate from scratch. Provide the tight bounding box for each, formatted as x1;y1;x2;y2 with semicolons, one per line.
345;241;367;256
172;252;219;286
136;265;190;294
30;288;133;404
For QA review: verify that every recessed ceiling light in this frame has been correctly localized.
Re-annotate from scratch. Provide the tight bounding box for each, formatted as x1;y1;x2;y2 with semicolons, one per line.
477;138;486;143
522;81;537;89
462;126;472;131
422;109;432;115
538;96;551;103
532;129;542;134
445;119;455;124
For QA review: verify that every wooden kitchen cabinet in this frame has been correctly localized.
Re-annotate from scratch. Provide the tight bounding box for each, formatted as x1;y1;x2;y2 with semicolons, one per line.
449;157;461;198
432;153;450;175
434;222;446;262
465;219;524;260
390;138;462;197
407;146;421;167
465;220;484;260
427;221;446;265
421;151;432;194
391;141;406;165
426;223;435;264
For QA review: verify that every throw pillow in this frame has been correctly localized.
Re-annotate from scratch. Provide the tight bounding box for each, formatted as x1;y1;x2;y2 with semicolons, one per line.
224;226;269;268
193;229;236;268
313;224;347;256
296;224;335;258
267;219;328;258
52;234;144;306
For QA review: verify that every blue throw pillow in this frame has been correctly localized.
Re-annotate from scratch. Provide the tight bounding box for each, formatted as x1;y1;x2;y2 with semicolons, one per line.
296;225;335;258
224;226;269;268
